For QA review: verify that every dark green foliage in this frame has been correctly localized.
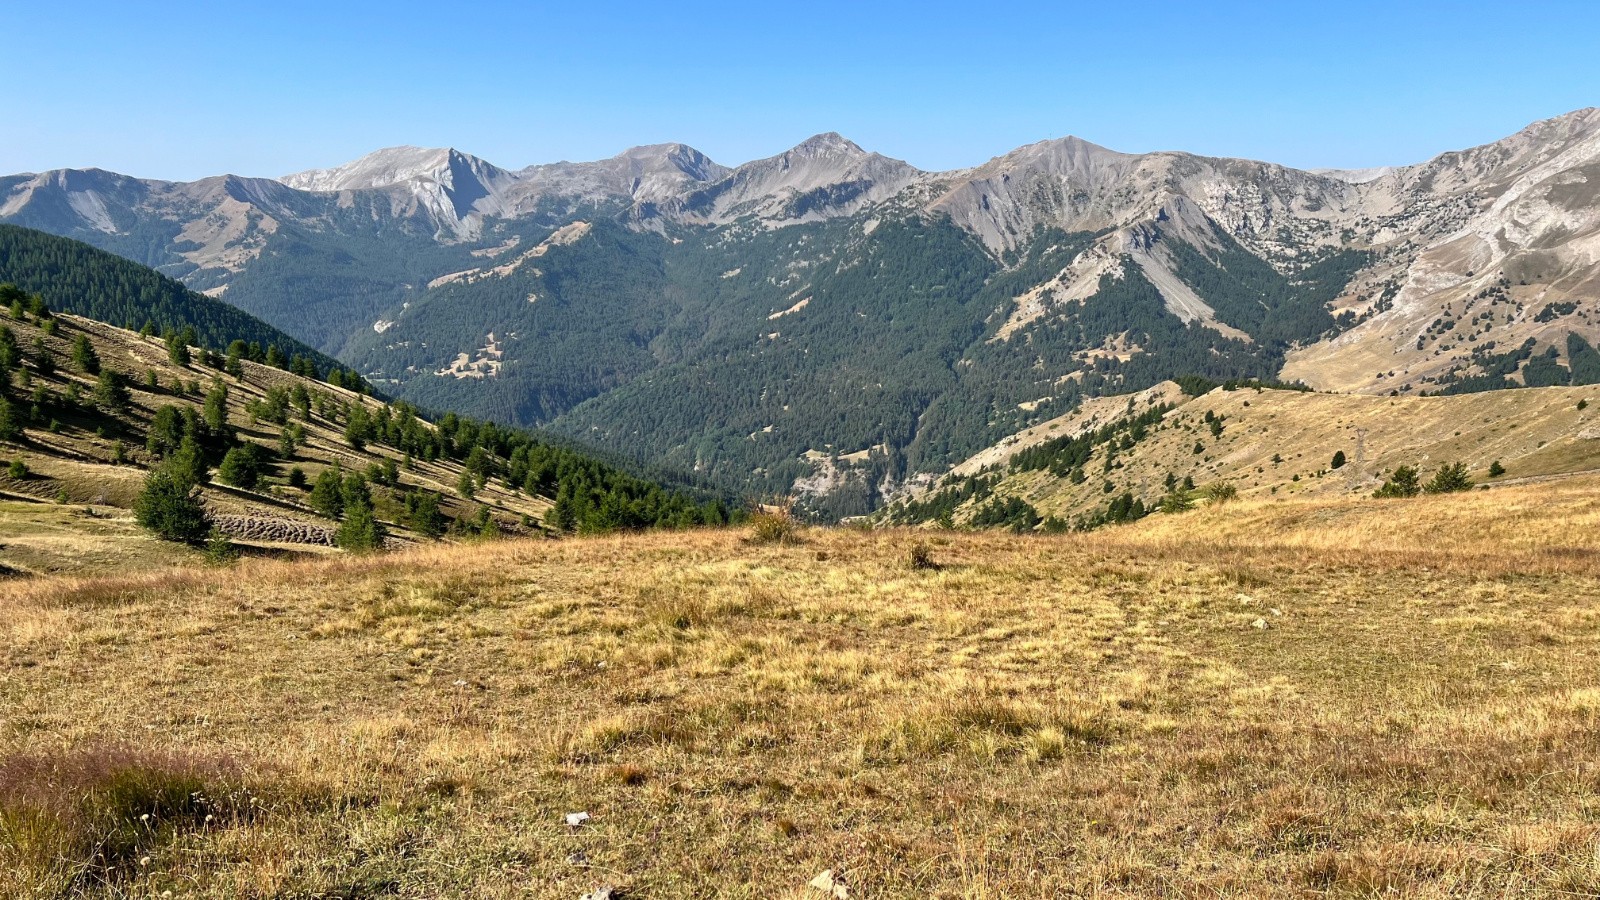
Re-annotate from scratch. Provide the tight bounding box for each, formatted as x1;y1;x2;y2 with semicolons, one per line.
405;491;446;537
134;468;210;543
245;386;290;425
217;443;270;490
71;334;99;374
309;468;345;519
1373;465;1421;498
287;466;307;489
343;404;371;450
335;501;386;552
1423;461;1473;494
1082;492;1148;528
969;496;1041;532
203;381;229;432
1488;459;1505;478
1435;339;1537;394
340;473;371;511
93;369;130;412
166;332;191;367
204;528;238;564
1568;334;1600;386
169;435;211;486
7;458;26;479
0;326;19;371
0;226;337;371
1159;488;1193;514
0;395;21;442
1167;233;1370;348
1331;450;1346;469
31;337;53;376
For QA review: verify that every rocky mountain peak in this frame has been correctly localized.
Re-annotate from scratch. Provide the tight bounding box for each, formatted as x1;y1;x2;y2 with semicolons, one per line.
279;146;505;193
789;132;866;158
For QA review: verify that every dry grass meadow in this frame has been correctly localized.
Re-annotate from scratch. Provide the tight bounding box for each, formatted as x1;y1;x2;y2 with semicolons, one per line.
6;478;1600;897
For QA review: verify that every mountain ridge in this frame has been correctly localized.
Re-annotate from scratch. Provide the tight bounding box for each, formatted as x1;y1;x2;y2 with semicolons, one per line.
8;109;1600;514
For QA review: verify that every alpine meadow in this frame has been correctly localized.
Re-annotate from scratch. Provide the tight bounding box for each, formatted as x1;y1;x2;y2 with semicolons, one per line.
6;2;1600;896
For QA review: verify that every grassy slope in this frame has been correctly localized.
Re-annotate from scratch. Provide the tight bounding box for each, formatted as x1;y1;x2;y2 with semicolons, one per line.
5;480;1600;896
0;312;548;574
929;380;1600;524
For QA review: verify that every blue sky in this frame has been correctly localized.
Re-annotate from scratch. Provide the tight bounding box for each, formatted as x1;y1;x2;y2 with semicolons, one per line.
5;0;1598;180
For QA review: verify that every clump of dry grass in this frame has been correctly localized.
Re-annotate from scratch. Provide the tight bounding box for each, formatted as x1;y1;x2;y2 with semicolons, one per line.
746;509;799;545
0;745;258;894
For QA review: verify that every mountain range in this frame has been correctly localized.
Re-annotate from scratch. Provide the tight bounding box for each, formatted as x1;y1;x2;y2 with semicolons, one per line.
5;108;1599;514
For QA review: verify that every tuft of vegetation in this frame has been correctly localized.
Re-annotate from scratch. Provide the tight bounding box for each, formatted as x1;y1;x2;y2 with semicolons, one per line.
1373;465;1421;498
0;745;261;894
747;509;799;545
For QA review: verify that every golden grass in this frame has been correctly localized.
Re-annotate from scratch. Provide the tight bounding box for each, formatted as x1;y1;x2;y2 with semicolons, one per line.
979;382;1600;523
4;479;1600;896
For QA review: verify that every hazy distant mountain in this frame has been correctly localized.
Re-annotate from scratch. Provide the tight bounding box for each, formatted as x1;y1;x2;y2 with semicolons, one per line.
6;109;1600;514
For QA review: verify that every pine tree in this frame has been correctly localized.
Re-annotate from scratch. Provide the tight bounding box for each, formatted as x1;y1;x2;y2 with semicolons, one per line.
0;326;18;371
1423;461;1473;494
309;467;345;519
335;497;386;552
167;333;191;367
204;380;229;432
0;395;21;442
71;334;99;374
93;369;130;412
1373;465;1421;498
31;337;53;376
134;467;210;543
170;434;211;485
406;491;446;537
217;443;267;490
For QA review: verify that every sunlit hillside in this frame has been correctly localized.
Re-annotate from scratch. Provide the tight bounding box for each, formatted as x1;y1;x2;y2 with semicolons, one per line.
6;477;1600;896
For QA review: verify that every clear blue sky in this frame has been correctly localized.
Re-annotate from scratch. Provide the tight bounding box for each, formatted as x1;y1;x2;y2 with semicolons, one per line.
5;0;1597;180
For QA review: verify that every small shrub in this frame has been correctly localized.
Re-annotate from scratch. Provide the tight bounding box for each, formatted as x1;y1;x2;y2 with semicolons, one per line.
908;543;940;571
7;459;26;479
1331;450;1347;469
204;528;237;564
1488;459;1505;478
1203;482;1239;504
748;510;798;545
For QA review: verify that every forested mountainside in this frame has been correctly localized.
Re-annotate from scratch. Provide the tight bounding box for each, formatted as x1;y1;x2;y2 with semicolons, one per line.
0;225;341;374
0;268;734;572
7;109;1600;515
